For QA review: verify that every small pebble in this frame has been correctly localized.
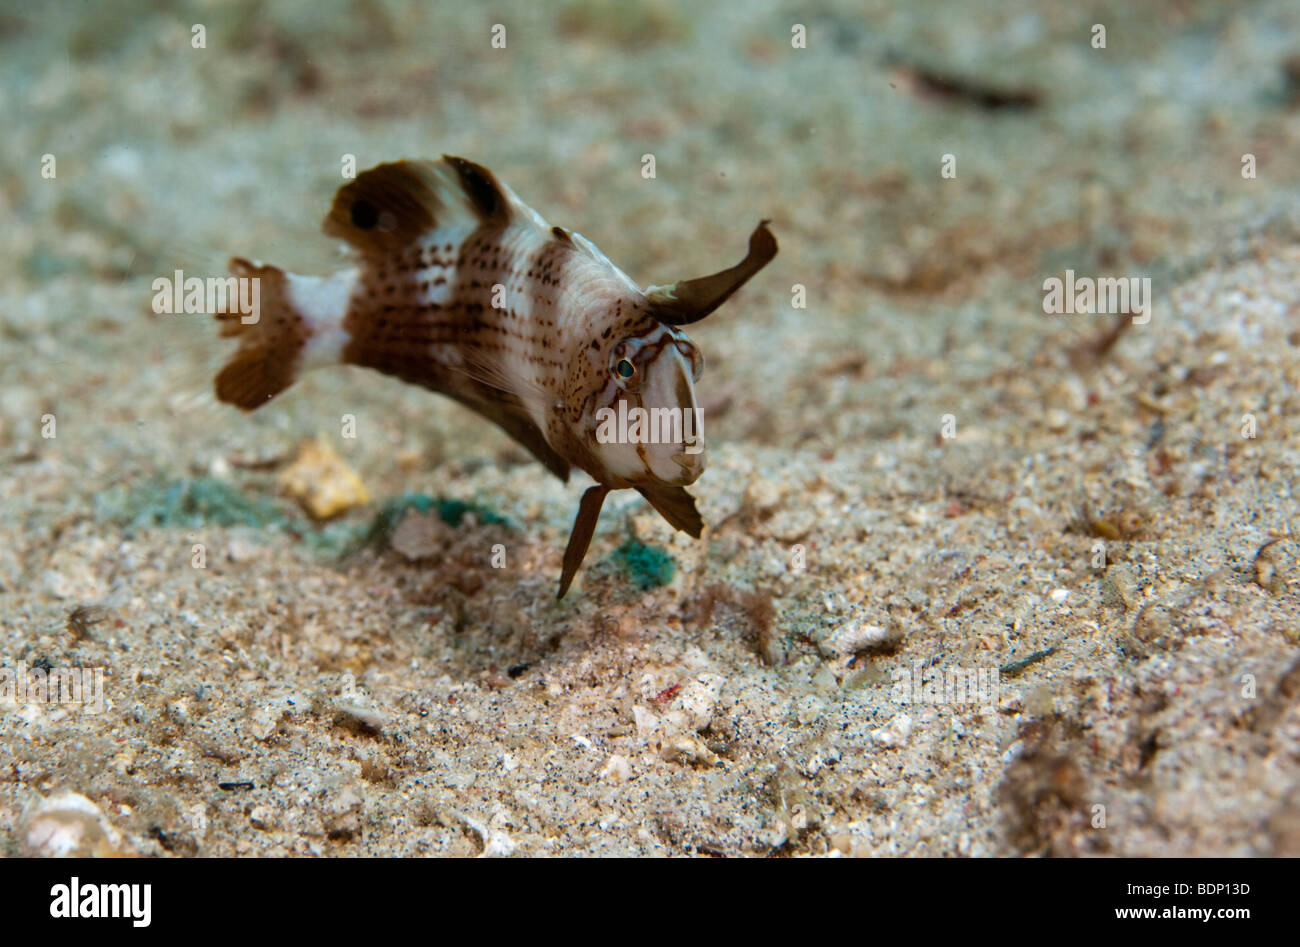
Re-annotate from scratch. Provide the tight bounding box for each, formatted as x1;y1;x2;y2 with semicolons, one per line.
278;438;370;520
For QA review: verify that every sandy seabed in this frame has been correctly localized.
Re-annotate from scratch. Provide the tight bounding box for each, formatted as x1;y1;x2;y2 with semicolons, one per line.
2;0;1300;856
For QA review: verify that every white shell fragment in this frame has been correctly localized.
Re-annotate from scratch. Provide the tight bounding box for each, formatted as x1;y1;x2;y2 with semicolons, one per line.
870;713;913;748
817;619;901;659
664;674;724;732
631;674;727;766
21;791;134;858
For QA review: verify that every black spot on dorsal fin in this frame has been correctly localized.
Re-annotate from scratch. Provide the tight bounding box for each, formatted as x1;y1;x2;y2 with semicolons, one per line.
551;225;572;244
444;155;511;225
323;160;444;255
350;200;380;230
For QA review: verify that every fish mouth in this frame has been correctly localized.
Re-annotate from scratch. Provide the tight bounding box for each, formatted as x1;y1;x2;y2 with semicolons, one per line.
670;448;706;483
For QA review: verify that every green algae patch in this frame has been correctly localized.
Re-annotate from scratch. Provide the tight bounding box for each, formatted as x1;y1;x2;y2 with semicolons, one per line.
94;481;510;558
361;492;511;546
611;540;676;590
95;476;289;530
92;480;510;557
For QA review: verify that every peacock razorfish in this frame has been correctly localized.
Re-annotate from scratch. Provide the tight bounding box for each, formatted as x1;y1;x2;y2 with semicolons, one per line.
213;156;777;596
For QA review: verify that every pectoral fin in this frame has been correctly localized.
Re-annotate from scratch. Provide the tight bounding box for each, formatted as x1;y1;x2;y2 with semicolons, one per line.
645;221;778;326
557;484;611;598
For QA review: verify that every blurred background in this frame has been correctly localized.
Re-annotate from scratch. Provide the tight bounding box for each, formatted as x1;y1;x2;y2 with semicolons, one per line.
3;0;1298;471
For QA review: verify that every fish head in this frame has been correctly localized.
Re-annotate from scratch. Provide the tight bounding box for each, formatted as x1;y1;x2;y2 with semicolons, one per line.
564;220;777;489
579;321;707;488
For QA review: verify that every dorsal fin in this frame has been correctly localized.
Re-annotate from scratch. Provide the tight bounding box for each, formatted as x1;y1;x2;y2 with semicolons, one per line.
443;155;511;225
323;160;444;254
323;157;644;298
322;157;514;257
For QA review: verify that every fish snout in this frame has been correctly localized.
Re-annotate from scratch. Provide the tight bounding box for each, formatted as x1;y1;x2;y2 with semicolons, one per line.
669;445;707;484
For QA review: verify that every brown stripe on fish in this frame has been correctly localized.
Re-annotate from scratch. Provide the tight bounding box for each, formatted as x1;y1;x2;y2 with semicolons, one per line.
340;256;461;386
334;163;493;378
528;235;572;296
451;225;573;365
337;162;572;451
444;226;524;350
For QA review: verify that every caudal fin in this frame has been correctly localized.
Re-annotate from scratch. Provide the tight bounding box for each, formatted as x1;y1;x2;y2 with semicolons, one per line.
214;257;311;410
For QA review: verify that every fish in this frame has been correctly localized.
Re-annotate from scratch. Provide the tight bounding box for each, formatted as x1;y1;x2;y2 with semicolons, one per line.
213;156;777;596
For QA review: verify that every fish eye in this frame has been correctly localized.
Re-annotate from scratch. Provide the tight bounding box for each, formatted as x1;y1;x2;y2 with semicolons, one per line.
609;338;645;389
